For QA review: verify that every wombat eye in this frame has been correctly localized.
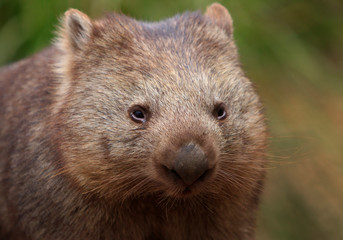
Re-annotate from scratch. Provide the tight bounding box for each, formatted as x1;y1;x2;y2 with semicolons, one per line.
213;103;227;121
129;105;148;123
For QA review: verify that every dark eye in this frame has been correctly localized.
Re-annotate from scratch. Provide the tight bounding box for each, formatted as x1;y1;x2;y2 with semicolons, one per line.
129;105;148;123
214;103;227;121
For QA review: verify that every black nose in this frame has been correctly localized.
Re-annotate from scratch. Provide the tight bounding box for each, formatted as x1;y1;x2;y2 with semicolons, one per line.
171;143;209;186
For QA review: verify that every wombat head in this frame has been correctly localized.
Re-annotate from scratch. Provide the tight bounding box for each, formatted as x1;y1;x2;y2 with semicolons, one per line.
53;3;267;203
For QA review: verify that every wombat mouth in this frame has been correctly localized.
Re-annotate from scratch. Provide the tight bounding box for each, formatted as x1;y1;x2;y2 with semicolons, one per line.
182;187;192;195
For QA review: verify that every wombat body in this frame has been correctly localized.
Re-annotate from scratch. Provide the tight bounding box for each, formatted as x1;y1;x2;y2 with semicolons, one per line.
0;3;267;240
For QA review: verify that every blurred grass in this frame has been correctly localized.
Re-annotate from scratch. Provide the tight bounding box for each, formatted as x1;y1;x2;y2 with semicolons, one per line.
1;0;343;239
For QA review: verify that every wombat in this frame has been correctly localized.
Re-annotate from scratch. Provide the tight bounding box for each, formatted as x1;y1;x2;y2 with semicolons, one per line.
0;3;267;240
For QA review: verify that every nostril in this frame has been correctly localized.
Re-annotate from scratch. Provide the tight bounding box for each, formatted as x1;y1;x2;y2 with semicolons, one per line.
170;169;181;179
198;169;210;182
161;165;182;181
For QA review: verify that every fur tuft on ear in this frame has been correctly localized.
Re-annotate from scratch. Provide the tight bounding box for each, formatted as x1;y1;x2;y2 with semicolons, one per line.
205;3;233;37
60;9;93;51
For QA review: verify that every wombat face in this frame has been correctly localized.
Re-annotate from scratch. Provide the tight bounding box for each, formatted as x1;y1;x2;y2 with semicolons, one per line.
54;4;267;202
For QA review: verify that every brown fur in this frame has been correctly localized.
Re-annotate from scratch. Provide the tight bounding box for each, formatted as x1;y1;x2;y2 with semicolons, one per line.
0;3;267;240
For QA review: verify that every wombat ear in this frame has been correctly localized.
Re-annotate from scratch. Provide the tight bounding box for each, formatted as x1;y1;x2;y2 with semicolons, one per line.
62;9;93;51
205;3;233;37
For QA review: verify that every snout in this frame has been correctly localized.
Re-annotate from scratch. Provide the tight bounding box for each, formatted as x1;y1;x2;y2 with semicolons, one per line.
160;142;216;187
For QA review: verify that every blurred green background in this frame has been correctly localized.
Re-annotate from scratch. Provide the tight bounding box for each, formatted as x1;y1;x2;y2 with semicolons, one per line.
1;0;342;239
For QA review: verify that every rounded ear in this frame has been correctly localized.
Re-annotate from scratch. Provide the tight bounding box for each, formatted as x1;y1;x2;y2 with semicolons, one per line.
62;9;93;51
205;3;233;37
53;9;93;104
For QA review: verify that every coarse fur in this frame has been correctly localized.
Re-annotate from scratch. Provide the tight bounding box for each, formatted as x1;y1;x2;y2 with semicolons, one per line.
0;3;267;240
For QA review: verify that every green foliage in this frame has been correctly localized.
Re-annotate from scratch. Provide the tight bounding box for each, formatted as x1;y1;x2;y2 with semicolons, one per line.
1;0;342;239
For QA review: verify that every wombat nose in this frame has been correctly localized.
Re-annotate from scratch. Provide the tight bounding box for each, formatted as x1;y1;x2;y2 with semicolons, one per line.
171;143;209;186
